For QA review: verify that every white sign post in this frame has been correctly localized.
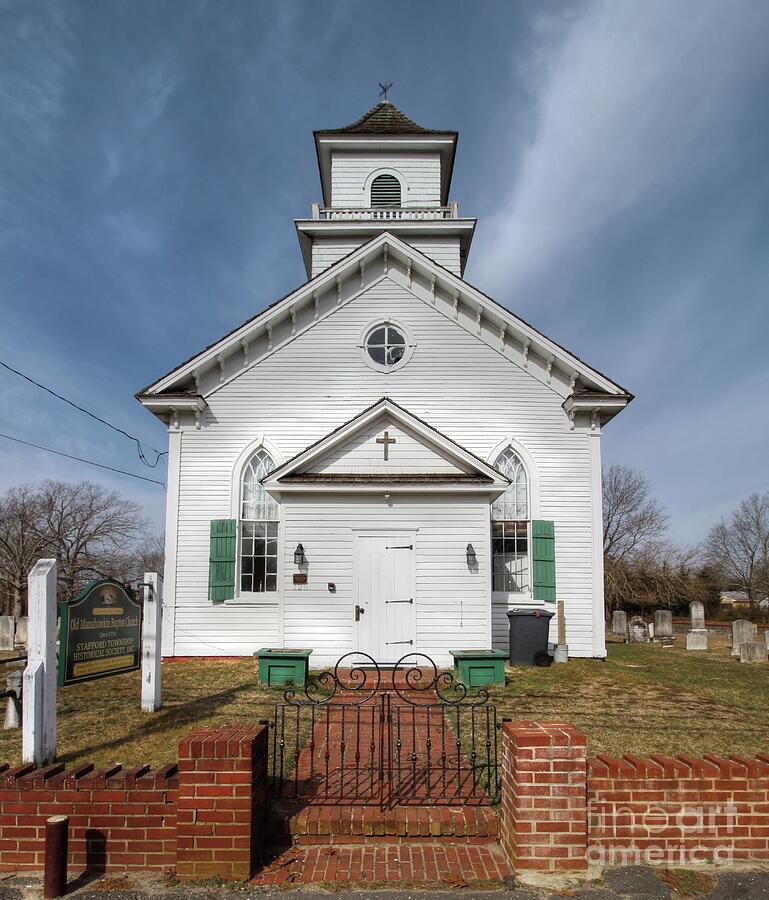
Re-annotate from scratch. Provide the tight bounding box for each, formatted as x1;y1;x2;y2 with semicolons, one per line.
141;572;163;712
23;559;58;766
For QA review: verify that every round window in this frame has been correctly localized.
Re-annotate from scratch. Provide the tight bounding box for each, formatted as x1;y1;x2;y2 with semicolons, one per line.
365;323;407;369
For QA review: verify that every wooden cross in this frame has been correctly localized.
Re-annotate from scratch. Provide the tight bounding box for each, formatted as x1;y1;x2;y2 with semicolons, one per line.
376;430;396;460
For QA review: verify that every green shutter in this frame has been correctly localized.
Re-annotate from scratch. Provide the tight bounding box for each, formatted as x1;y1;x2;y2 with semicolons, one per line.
532;520;556;603
208;519;236;602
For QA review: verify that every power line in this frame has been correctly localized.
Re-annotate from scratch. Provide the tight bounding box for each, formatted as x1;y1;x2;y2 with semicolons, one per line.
0;358;167;468
0;431;166;488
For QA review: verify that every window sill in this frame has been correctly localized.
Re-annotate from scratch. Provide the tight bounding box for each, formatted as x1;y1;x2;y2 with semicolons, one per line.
224;595;280;606
492;594;537;605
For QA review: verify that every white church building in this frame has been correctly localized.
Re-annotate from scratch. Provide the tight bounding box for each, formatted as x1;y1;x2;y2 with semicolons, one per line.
137;100;631;666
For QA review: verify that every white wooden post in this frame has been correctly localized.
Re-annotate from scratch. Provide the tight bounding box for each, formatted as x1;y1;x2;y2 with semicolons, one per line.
141;572;163;712
23;559;57;766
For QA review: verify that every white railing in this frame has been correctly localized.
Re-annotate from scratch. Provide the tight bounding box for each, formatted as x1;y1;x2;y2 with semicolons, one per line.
311;204;458;221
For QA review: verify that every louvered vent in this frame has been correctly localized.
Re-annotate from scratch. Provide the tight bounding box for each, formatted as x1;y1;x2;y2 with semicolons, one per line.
370;174;401;208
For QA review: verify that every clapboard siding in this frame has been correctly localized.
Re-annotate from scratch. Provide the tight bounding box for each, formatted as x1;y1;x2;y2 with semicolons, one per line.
311;236;461;277
169;277;599;658
407;238;461;275
281;494;489;667
331;152;441;208
309;418;472;475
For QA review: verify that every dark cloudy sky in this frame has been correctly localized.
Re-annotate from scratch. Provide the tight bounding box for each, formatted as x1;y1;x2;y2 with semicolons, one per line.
1;0;767;544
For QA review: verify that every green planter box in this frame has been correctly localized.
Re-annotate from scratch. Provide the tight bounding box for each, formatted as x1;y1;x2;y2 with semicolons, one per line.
254;648;312;686
450;649;507;687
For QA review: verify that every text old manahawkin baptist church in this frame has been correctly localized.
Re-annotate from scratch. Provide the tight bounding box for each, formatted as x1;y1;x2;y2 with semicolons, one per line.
137;100;631;666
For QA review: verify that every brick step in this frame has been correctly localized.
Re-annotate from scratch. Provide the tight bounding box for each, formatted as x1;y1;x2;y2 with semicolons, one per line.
269;803;499;844
252;841;513;886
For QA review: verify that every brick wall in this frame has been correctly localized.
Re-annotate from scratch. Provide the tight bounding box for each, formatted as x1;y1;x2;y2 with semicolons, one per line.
499;721;588;872
0;761;178;873
176;725;268;881
588;753;769;866
0;724;268;880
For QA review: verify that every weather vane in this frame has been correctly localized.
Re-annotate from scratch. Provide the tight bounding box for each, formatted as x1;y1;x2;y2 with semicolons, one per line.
378;81;393;102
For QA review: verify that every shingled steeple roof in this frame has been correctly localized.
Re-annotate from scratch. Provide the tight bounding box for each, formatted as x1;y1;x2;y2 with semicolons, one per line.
315;101;455;136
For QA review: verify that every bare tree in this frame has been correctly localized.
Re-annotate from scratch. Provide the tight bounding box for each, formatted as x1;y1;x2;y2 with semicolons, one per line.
704;492;769;609
35;480;147;597
603;464;668;562
133;533;165;577
604;540;714;615
0;484;46;619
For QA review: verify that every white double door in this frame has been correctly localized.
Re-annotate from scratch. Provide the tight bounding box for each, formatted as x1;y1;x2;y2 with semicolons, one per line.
355;532;416;661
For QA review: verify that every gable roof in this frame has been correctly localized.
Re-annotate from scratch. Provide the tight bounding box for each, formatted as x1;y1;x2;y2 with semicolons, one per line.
262;397;510;495
137;232;631;420
314;101;454;136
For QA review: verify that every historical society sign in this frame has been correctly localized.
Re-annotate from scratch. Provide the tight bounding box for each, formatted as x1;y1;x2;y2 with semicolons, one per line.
58;579;142;686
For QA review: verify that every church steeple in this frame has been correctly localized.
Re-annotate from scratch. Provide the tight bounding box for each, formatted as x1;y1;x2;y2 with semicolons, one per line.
295;100;475;279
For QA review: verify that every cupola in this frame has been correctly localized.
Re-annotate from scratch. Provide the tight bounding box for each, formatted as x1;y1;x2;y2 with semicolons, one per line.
295;98;476;278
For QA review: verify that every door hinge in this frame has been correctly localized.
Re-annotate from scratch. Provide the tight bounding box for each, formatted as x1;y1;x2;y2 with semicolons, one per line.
386;544;413;550
385;598;414;604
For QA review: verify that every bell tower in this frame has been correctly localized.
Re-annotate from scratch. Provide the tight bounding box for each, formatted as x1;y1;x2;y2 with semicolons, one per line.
295;98;476;278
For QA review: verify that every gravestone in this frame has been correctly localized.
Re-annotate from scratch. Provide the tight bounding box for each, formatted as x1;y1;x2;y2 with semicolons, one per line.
653;609;674;640
686;630;708;651
3;669;21;729
627;616;649;643
0;616;14;650
611;610;627;638
689;601;706;631
686;601;708;650
764;631;769;652
731;619;757;657
739;641;768;664
15;616;28;646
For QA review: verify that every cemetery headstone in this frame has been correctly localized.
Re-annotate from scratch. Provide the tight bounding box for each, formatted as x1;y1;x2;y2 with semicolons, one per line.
764;631;769;652
0;615;14;650
4;669;21;729
654;609;674;639
15;616;28;646
685;601;708;651
686;630;708;650
627;616;649;643
611;610;627;638
690;601;705;631
739;641;768;664
731;619;757;657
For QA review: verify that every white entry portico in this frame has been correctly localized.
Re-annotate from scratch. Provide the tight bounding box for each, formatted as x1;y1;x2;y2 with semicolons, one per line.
137;98;632;664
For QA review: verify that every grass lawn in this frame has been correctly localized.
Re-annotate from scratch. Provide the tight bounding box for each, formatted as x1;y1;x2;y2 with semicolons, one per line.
1;640;767;769
489;639;769;757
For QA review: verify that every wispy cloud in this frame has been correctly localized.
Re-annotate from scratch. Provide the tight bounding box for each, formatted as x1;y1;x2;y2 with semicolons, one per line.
472;0;769;304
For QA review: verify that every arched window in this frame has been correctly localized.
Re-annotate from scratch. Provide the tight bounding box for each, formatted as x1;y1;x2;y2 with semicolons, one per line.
491;447;530;593
240;448;279;593
370;173;401;208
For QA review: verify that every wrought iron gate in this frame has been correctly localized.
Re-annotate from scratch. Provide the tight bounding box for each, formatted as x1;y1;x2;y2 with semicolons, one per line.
268;653;500;808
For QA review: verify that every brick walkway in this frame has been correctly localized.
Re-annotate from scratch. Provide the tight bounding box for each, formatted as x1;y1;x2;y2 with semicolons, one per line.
252;842;513;887
263;670;505;886
281;679;497;806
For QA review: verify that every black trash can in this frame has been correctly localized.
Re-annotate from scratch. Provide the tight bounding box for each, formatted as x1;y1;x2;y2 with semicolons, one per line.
507;608;555;667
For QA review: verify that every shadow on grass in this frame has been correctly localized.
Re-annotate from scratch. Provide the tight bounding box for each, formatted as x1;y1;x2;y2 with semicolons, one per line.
56;679;275;764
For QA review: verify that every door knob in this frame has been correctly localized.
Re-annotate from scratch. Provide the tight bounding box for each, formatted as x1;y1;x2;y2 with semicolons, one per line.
355;605;365;621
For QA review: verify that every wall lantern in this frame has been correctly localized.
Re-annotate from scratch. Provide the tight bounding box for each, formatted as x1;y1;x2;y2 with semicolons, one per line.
466;543;477;565
293;543;306;566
